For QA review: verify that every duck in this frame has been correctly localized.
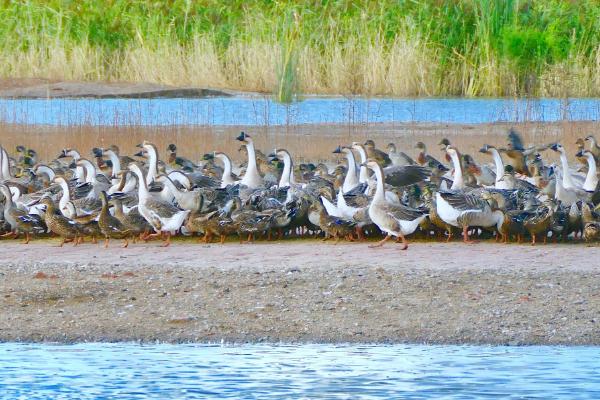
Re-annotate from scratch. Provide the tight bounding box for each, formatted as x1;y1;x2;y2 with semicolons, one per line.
584;135;600;160
166;144;197;172
110;196;151;241
415;142;448;172
363;159;427;249
364;140;392;167
582;202;600;242
98;191;132;248
236;132;264;189
523;202;554;245
39;197;83;247
0;184;45;243
128;163;190;246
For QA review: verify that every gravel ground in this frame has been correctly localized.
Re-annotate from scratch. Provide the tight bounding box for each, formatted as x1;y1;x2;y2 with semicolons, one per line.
1;239;599;345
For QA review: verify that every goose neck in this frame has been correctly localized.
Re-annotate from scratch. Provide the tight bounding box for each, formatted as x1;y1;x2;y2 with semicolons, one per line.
449;151;464;190
584;154;598;191
490;148;504;182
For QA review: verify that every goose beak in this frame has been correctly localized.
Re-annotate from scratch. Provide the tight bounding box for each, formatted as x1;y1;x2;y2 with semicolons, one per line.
133;151;144;157
550;143;559;151
332;146;342;154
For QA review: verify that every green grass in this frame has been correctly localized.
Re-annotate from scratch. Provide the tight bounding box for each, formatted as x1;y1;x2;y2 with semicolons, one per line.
2;0;600;97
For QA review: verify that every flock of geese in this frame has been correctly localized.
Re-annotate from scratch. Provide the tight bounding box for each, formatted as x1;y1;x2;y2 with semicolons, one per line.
2;130;600;249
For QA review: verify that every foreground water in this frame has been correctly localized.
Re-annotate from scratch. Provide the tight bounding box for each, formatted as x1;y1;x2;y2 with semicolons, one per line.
0;97;599;126
1;343;598;399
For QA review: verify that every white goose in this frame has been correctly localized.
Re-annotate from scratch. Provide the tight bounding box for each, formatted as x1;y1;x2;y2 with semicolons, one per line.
351;143;370;184
479;144;507;189
363;159;426;249
333;146;360;193
436;146;504;243
236;132;263;189
550;143;585;189
213;152;237;188
269;148;297;189
128;163;189;246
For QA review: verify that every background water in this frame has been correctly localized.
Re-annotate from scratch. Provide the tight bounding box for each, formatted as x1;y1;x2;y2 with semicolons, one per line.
0;97;599;126
1;342;599;399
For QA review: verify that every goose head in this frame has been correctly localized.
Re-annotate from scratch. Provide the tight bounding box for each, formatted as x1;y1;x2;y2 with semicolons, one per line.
58;148;80;160
236;131;252;145
549;143;564;154
415;141;426;151
92;147;104;158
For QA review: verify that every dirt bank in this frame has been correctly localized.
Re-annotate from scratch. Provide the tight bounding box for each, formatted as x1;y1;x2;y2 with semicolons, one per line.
1;240;598;345
0;78;245;99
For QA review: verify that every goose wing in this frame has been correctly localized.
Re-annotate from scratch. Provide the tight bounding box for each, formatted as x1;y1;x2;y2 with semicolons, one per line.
383;165;430;188
380;202;426;221
145;198;184;218
438;191;487;211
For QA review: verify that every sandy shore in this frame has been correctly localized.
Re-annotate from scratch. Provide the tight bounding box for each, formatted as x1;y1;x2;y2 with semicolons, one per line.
1;240;599;345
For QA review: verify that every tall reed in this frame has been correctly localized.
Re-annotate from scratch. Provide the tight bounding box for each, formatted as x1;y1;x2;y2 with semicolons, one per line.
1;1;600;97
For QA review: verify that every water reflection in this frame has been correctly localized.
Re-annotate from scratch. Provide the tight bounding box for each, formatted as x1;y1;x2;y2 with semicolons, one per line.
1;343;599;399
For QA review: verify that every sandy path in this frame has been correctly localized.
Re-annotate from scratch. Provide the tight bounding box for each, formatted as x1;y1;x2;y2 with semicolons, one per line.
1;240;599;345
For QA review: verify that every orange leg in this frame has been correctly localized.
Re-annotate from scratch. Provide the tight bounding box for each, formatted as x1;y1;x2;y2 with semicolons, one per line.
369;234;392;248
104;238;110;248
161;232;171;247
462;226;477;244
122;238;129;248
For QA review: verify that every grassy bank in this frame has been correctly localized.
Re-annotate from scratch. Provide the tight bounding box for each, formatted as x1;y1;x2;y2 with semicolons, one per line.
2;1;600;98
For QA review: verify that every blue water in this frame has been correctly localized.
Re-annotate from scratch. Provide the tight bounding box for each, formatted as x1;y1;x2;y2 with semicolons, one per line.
1;343;599;399
1;97;600;126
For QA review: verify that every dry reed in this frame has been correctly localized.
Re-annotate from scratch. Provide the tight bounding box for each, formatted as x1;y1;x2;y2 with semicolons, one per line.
1;121;597;167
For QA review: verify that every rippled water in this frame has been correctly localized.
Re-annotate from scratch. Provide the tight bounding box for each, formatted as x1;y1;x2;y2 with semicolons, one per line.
0;97;599;126
1;343;599;399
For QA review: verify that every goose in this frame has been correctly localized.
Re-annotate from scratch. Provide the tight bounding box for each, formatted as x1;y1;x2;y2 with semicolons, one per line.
436;189;504;243
128;163;190;246
134;141;160;186
236;132;264;189
351;143;370;184
549;143;585;189
363;159;427;249
386;143;414;166
268;148;297;188
332;145;361;194
444;146;466;190
155;174;203;211
479;144;509;189
553;168;589;206
577;150;598;192
53;176;100;218
204;152;237;188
